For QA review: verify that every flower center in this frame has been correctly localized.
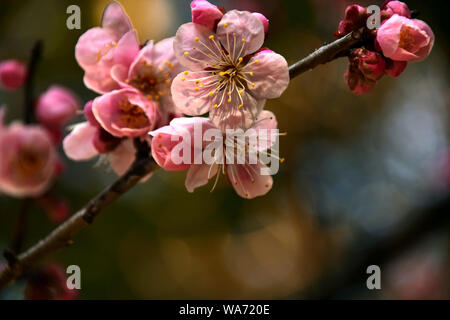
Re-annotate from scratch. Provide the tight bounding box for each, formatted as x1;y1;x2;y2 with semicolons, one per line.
399;25;419;52
128;61;173;102
182;33;259;111
15;149;45;177
119;101;149;129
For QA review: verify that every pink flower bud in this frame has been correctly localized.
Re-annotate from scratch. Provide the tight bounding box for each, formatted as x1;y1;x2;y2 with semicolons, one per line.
252;12;269;35
377;14;434;62
382;1;411;18
36;86;80;127
191;0;224;31
345;4;367;23
92;127;121;154
335;5;367;38
345;69;376;95
384;59;407;77
0;60;27;90
350;48;386;81
83;100;101;127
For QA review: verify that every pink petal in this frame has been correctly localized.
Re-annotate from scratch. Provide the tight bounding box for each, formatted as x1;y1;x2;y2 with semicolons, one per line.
108;138;135;176
209;91;266;130
63;122;99;161
83;67;121;94
191;0;224;31
251;110;278;151
171;71;215;116
101;1;133;39
243;50;289;99
227;163;273;199
173;22;221;71
113;30;140;68
185;163;218;192
216;10;265;58
75;27;116;71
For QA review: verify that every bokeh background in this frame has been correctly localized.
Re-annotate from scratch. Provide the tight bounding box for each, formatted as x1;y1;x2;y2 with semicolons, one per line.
0;0;449;299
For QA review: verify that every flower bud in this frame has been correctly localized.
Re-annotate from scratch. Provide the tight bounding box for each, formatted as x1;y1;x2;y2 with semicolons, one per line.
345;69;376;95
350;48;386;81
36;86;80;127
385;59;407;77
377;14;434;62
382;1;411;18
0;60;27;90
191;0;224;31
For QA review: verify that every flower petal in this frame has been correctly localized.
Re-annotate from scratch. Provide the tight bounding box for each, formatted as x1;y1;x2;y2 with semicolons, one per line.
227;163;273;199
216;10;265;58
243;50;289;99
174;22;221;71
209;90;266;130
101;1;133;39
171;71;216;116
113;30;140;68
185;163;218;192
63;122;99;161
108;138;135;176
75;27;116;71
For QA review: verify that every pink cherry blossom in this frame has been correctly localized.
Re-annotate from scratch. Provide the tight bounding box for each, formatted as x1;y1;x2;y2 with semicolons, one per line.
0;122;57;198
172;10;289;130
377;14;434;62
75;1;140;93
0;59;27;90
150;110;278;199
35;86;80;128
91;88;161;138
191;0;224;31
110;37;183;124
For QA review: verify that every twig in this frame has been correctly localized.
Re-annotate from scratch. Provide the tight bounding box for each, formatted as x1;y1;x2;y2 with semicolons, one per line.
9;199;32;254
0;31;372;291
289;29;362;79
23;41;42;124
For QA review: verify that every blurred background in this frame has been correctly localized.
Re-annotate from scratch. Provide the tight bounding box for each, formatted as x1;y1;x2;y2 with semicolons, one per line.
0;0;449;299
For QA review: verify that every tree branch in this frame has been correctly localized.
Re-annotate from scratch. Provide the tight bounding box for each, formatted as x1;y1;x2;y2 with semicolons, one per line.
23;41;42;125
289;29;362;79
0;30;366;291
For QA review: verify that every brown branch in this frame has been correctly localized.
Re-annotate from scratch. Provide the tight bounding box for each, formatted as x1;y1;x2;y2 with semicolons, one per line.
0;142;157;289
23;40;42;125
289;29;362;79
9;199;32;254
0;31;365;291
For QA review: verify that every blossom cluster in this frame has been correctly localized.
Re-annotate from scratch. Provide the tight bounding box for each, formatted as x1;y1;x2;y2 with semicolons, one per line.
335;1;434;94
64;0;289;199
